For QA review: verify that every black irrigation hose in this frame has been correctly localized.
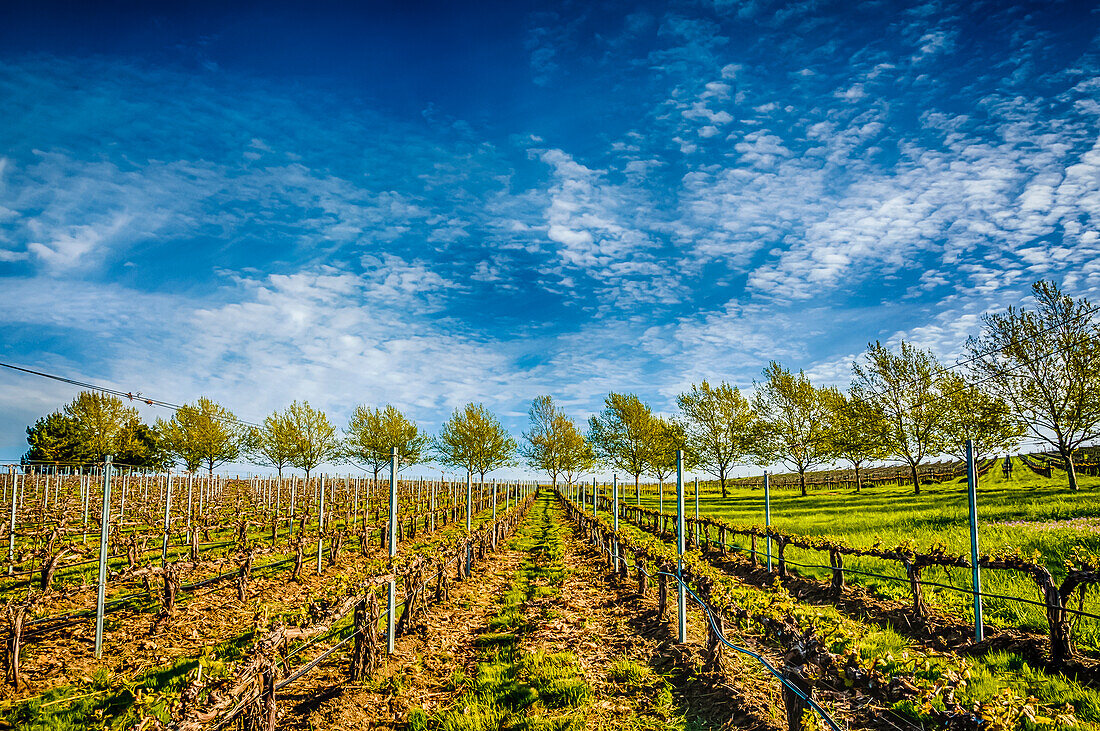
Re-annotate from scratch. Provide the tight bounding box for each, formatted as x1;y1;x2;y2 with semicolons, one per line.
572;502;843;731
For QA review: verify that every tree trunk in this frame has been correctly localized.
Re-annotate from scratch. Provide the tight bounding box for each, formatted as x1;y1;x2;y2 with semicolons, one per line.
720;474;727;499
1060;447;1079;491
909;461;921;495
853;462;862;493
799;470;807;497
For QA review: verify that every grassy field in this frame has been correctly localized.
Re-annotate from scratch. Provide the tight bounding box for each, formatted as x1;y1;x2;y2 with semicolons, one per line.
632;458;1100;653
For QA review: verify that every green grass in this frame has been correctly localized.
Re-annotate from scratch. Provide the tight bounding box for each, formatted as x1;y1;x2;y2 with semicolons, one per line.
587;493;1100;730
0;631;255;730
625;459;1100;652
416;493;590;731
418;494;716;731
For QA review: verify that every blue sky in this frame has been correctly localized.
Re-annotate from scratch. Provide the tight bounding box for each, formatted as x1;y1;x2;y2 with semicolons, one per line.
1;0;1098;475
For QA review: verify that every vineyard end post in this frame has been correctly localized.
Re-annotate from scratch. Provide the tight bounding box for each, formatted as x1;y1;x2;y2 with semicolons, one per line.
95;455;113;659
388;447;398;655
765;471;772;573
676;450;687;644
966;439;984;642
612;474;619;567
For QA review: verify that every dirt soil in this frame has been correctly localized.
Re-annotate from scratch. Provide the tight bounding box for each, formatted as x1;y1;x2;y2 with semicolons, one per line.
281;499;788;731
275;527;526;729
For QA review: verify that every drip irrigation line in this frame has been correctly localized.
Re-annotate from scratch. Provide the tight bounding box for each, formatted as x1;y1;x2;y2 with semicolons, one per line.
575;512;842;731
665;568;845;731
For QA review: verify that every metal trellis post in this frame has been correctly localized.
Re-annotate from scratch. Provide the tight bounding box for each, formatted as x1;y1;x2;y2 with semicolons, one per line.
317;474;325;575
95;455;113;659
765;471;772;573
676;450;687;643
612;474;619;566
966;439;984;642
162;471;172;566
7;471;16;575
388;448;398;654
466;471;473;576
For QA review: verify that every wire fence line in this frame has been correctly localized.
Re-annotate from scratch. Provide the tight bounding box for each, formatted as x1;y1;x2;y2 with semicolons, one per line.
171;492;536;731
602;496;1100;665
557;490;1023;731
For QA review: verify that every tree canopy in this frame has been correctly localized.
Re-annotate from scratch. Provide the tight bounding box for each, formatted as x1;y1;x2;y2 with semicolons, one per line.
825;389;888;493
967;280;1100;490
752;362;834;497
677;380;755;498
587;392;657;500
434;403;517;481
851;341;948;494
286;400;341;480
159;397;245;476
521;396;592;486
248;408;298;478
344;404;428;479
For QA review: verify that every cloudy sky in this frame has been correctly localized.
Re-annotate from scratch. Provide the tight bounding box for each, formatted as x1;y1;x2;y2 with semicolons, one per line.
1;0;1098;473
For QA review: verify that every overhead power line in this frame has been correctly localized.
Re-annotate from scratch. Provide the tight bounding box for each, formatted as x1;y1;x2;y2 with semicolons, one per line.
0;361;263;429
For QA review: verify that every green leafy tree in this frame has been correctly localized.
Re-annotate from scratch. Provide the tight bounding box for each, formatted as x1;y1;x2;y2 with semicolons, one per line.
160;397;245;476
248;408;297;478
344;404;428;481
558;418;596;489
646;417;696;511
587;393;657;503
286;400;341;480
434;403;517;483
677;380;755;498
966;280;1100;491
752;362;834;497
851;341;949;494
24;412;88;467
521;396;593;488
939;372;1025;466
64;391;140;462
825;389;888;493
115;418;172;471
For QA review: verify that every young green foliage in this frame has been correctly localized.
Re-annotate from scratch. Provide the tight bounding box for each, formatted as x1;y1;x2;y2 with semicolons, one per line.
65;391;139;463
645;416;694;485
343;404;428;481
677;380;755;498
247;408;297;478
587;392;657;502
434;402;517;482
285;400;341;480
824;388;888;493
939;371;1024;465
159;396;245;476
851;341;949;495
967;280;1100;491
752;362;834;497
521;396;593;488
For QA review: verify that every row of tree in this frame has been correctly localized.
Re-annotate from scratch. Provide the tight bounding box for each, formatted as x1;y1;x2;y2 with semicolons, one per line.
530;280;1097;495
21;280;1100;494
23;396;516;482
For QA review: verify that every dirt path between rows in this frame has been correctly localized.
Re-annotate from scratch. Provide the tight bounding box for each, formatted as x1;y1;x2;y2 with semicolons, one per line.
277;538;527;729
546;507;785;731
